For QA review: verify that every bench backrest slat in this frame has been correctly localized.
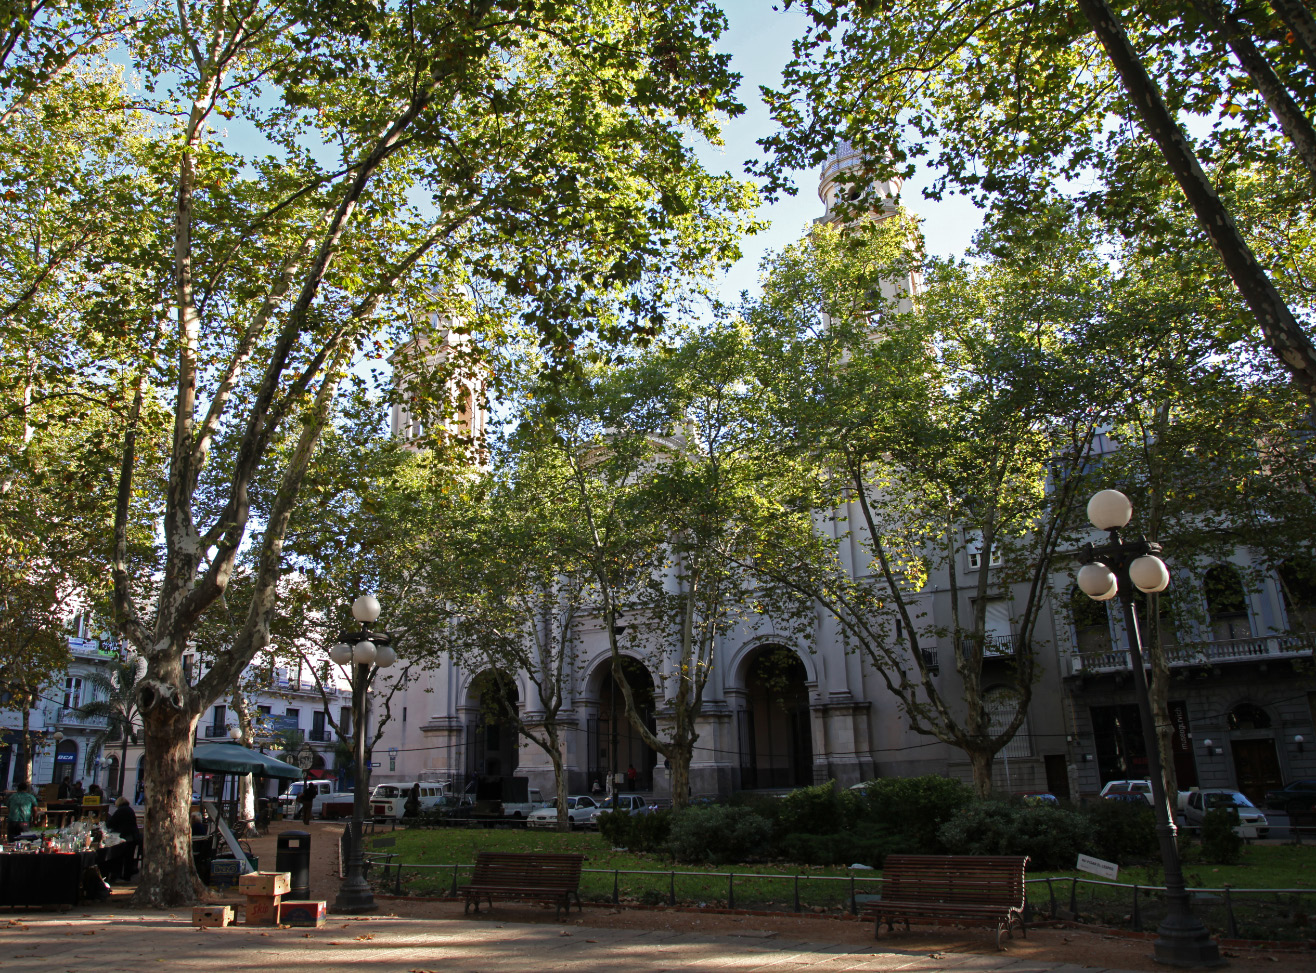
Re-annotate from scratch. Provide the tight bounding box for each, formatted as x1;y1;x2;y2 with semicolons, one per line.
882;855;1027;908
469;852;583;890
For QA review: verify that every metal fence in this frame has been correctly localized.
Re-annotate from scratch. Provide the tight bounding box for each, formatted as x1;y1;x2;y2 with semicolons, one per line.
361;853;1316;941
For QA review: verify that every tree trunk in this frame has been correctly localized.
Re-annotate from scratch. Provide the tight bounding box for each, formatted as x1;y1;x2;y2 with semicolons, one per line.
232;692;257;826
968;748;994;799
549;739;570;834
133;705;203;907
668;744;691;810
1075;0;1316;402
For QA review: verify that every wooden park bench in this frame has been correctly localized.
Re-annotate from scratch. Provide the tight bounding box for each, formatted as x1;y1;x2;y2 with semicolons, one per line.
458;852;584;919
861;854;1029;949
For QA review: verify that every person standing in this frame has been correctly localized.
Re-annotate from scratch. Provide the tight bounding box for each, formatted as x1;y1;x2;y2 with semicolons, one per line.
404;782;421;818
298;784;314;825
6;782;39;840
626;764;637;791
107;797;141;881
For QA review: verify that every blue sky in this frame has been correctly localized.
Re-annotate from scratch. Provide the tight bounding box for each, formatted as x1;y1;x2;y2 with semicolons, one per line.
701;1;986;303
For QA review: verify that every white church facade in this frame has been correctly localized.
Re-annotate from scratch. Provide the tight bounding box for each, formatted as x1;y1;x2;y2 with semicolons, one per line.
371;146;1316;807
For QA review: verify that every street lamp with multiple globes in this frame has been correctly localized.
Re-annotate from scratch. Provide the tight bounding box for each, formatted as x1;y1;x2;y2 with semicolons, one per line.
1077;489;1222;968
328;595;395;913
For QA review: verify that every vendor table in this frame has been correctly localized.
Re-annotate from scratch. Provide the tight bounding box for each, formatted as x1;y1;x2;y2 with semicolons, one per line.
0;851;95;907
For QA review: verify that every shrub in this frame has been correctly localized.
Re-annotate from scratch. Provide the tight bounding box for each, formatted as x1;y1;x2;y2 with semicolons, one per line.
665;805;773;864
596;808;672;853
855;775;975;853
936;801;1093;869
772;781;860;839
1082;799;1157;864
1200;806;1243;864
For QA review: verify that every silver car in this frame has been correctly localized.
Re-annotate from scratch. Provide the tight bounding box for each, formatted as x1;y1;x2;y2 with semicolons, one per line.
1183;789;1269;837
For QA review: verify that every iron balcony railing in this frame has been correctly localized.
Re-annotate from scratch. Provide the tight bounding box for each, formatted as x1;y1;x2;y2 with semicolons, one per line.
1072;633;1315;675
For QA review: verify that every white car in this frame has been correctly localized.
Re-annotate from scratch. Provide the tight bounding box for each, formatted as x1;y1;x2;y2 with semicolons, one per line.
526;795;600;830
1183;789;1269;837
583;793;650;828
370;781;457;821
1099;779;1154;805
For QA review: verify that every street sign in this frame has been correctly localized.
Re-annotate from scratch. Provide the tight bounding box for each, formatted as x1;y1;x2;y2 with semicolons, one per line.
1076;854;1119;880
368;761;381;768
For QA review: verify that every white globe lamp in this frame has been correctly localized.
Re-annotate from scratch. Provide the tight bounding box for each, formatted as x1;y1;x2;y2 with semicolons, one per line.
1087;489;1133;531
352;640;377;664
329;642;353;665
1077;562;1119;601
374;643;396;668
351;595;381;624
1129;555;1171;594
229;725;242;741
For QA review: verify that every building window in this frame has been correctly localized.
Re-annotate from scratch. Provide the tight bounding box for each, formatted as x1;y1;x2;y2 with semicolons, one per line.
1071;585;1112;656
1226;703;1271;731
1278;559;1316;633
1204;564;1250;641
285;708;299;726
63;677;83;709
966;530;1001;569
984;687;1031;758
402;706;407;724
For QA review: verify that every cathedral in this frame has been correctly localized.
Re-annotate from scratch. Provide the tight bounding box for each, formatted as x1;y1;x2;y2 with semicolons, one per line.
371;145;1316;807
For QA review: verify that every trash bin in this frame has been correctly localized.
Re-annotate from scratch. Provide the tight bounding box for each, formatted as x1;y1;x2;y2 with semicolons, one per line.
276;830;311;900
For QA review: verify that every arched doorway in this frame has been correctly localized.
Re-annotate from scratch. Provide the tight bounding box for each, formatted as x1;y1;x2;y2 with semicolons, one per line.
738;646;813;790
1227;702;1281;806
465;671;520;780
587;657;657;793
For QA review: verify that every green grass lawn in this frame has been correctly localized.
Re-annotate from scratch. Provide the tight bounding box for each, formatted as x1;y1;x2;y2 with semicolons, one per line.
364;827;1316;919
365;826;880;911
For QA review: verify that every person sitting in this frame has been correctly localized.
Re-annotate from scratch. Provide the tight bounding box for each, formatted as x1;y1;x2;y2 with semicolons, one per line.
87;783;104;802
6;782;39;841
70;779;84;803
107;797;141;881
190;810;207;836
58;776;72;801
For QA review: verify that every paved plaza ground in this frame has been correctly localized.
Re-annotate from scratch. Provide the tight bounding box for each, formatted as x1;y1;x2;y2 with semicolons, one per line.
2;820;1307;973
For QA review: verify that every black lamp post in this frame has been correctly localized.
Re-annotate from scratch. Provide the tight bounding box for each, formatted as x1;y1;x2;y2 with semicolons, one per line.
1077;489;1222;968
327;595;395;914
50;730;64;786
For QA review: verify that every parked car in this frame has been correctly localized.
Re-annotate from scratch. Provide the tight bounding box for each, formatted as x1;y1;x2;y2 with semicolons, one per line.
370;781;458;821
526;795;600;830
1264;779;1316;813
1099;780;1154;805
1183;789;1269;836
278;779;336;814
584;793;650;827
1019;793;1059;806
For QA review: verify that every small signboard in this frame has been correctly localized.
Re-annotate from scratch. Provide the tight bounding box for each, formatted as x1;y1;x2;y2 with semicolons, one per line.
295;746;316;771
81;795;101;806
1076;854;1119;880
54;751;75;763
368;761;381;768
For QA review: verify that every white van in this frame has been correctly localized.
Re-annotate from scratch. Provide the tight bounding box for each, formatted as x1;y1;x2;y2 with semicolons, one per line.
370;781;455;821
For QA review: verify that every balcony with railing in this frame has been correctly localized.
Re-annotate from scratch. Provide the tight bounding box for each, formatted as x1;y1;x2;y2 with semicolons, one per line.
309;728;334;742
58;707;108;728
957;633;1023;659
1071;633;1315;675
203;724;230;737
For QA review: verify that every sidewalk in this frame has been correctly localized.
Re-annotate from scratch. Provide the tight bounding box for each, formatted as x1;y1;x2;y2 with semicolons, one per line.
0;909;1144;973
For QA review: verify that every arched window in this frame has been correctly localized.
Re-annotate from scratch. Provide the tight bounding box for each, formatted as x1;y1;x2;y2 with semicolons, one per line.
1204;564;1250;641
1226;703;1271;731
1278;559;1316;633
985;687;1031;758
1071;586;1112;656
